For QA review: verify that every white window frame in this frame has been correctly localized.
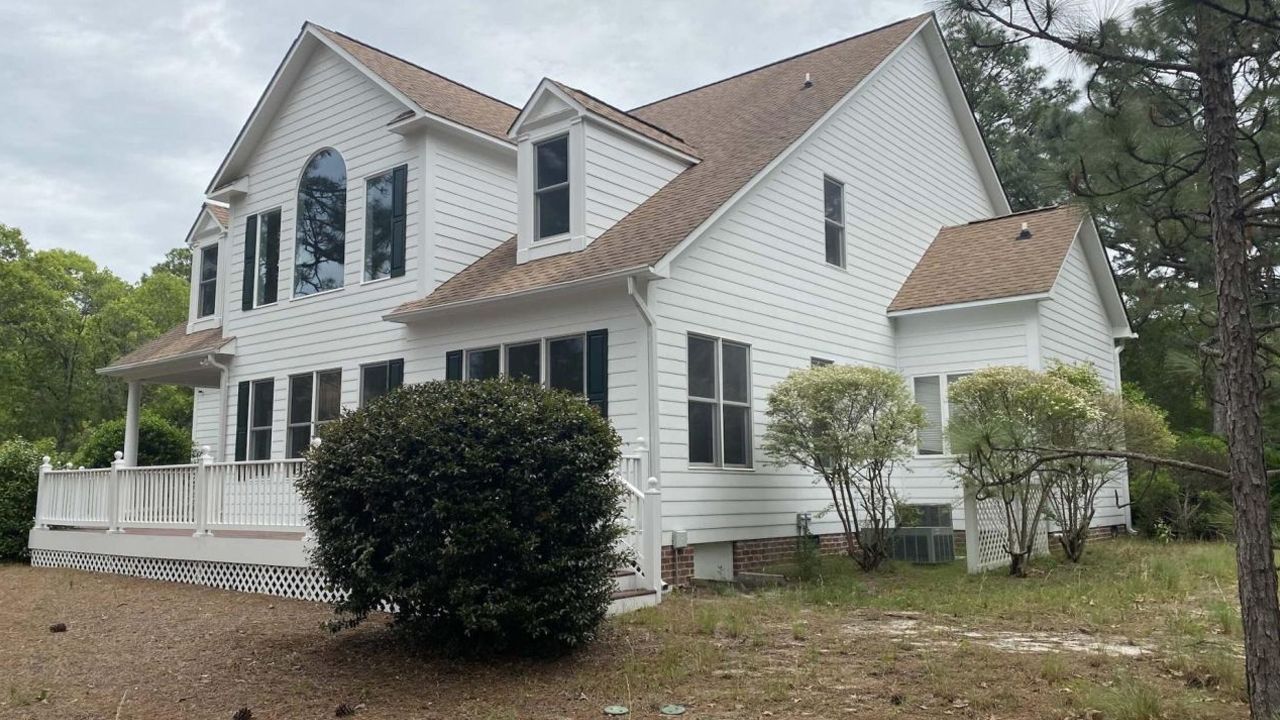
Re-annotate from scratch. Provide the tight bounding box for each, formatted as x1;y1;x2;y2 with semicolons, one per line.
248;378;274;461
196;243;219;319
910;372;971;457
533;134;571;242
286;369;341;458
687;334;753;469
458;335;591;392
359;359;403;406
823;175;846;268
361;164;402;283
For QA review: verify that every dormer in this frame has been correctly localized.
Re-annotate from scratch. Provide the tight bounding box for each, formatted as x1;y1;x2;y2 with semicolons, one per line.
186;202;230;331
510;79;698;264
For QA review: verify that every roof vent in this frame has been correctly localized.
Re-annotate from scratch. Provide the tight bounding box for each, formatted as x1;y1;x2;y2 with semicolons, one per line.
1017;221;1033;240
803;72;813;89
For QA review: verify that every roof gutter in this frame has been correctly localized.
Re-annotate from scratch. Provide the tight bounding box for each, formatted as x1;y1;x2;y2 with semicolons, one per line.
886;292;1050;318
383;265;659;323
98;344;234;377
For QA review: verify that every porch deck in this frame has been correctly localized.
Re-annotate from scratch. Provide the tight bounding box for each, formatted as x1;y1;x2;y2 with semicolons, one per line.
29;448;663;612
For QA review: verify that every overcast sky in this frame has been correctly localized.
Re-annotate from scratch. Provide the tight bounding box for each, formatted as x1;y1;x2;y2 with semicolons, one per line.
0;0;1101;282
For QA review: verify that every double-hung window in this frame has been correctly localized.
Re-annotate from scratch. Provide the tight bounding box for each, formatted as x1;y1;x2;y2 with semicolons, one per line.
687;335;752;467
234;378;275;461
445;330;608;414
360;359;404;406
534;135;570;239
242;209;281;309
823;176;845;267
912;373;970;455
364;164;407;280
197;244;218;318
286;369;341;458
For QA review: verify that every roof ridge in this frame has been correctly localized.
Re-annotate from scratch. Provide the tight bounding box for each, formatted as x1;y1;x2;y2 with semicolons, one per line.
311;23;519;113
550;80;692;146
960;204;1073;226
629;12;932;113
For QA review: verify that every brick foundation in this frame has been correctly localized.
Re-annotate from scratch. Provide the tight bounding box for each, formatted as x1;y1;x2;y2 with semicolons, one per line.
660;544;695;587
731;533;847;575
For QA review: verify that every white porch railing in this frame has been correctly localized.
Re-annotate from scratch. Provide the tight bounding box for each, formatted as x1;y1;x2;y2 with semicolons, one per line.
34;441;665;596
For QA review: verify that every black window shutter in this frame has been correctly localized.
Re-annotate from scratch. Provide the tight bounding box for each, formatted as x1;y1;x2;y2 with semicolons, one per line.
390;165;407;278
234;381;250;461
586;329;608;416
388;358;404;390
241;214;257;311
445;351;463;381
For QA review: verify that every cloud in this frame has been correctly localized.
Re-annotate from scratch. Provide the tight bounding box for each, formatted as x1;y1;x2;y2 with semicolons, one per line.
0;0;932;281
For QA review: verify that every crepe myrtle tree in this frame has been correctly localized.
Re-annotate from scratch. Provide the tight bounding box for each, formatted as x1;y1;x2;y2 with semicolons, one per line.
947;367;1095;576
763;365;925;571
1037;363;1175;562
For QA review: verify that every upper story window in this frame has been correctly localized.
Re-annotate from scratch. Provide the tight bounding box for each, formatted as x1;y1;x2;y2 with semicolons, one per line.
535;135;570;240
687;334;752;468
912;373;970;455
824;176;845;267
197;244;219;318
287;369;341;458
365;165;407;281
295;148;347;296
242;209;281;310
811;357;833;367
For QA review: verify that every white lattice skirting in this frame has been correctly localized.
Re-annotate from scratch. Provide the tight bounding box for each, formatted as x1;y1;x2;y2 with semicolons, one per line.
29;549;340;602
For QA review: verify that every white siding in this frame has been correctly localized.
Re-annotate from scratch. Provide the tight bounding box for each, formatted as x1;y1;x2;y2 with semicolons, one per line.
649;33;999;544
893;303;1037;523
582;122;686;243
191;388;221;451
212;46;519;461
1040;237;1129;527
431;133;516;286
401;285;645;445
1040;238;1119;388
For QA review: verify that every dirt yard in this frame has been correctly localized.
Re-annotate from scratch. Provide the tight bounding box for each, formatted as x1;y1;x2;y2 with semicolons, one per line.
0;540;1251;719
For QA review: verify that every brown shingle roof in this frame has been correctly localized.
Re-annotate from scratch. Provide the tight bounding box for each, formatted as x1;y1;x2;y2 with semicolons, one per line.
204;202;229;228
391;13;930;315
548;81;699;158
104;324;232;371
887;205;1085;313
313;26;517;141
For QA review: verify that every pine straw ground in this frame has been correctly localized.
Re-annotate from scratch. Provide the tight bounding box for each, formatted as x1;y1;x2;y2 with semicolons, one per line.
0;540;1253;720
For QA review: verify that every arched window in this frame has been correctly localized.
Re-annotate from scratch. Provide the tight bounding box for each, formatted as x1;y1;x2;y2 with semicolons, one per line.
294;148;347;296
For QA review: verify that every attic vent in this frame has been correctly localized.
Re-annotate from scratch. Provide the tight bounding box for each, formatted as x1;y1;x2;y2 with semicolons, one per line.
803;72;813;89
1017;221;1033;240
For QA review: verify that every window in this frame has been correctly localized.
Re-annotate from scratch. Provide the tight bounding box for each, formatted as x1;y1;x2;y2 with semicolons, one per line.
365;165;407;280
811;357;834;367
534;135;570;239
360;359;403;406
687;335;752;467
242;209;281;310
295;148;347;296
287;369;341;458
197;244;218;318
237;378;274;461
445;330;608;413
823;176;845;267
912;373;970;455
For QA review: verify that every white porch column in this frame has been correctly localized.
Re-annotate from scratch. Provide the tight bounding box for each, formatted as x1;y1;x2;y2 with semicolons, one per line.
123;380;141;466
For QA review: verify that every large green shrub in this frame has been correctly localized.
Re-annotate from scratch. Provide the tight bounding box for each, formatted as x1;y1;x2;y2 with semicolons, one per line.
73;413;192;468
0;438;42;560
299;379;626;656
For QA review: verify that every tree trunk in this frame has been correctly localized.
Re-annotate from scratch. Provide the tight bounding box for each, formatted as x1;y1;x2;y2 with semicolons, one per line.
1197;8;1280;718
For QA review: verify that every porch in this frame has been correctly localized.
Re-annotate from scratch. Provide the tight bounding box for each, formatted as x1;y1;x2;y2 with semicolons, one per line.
29;445;664;612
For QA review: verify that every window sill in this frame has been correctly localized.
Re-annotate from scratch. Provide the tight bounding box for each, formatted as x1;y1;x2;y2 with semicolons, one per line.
249;302;278;311
685;465;756;474
290;286;345;302
359;275;410;287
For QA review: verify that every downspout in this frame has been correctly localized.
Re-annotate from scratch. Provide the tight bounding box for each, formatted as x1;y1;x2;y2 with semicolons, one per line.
626;276;661;486
203;354;230;462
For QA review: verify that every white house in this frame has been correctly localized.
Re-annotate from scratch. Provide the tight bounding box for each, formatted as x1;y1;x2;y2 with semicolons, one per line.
29;12;1132;602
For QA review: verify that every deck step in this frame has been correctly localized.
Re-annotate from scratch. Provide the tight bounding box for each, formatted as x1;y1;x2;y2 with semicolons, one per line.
608;587;659;615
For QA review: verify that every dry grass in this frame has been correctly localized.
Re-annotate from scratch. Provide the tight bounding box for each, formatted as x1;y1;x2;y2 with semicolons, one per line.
0;540;1252;719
